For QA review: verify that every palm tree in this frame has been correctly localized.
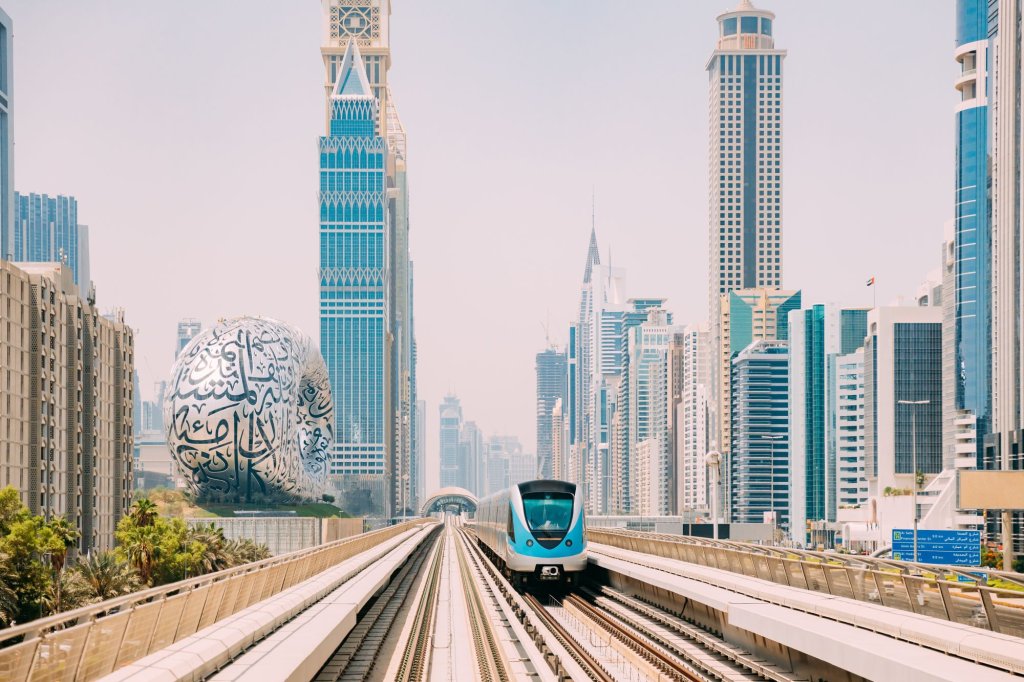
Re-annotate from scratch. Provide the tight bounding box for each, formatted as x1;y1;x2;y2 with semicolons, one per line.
119;524;162;585
45;516;80;613
75;551;140;601
42;569;93;615
187;524;231;574
129;499;159;527
225;538;271;566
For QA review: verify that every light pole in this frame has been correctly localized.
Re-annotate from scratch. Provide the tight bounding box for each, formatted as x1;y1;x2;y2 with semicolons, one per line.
897;399;930;563
760;434;784;545
706;449;722;540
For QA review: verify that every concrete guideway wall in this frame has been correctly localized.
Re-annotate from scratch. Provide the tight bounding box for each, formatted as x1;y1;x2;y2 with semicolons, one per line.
185;517;366;555
0;519;433;682
588;529;1024;679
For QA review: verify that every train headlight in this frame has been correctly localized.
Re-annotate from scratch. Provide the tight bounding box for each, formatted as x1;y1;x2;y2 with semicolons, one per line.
526;539;534;547
565;539;572;547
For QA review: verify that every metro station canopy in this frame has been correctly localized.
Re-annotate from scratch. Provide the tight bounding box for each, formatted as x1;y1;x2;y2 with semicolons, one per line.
421;487;478;515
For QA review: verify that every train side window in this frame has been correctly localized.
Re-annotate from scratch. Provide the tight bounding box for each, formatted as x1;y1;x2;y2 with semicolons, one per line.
507;503;516;542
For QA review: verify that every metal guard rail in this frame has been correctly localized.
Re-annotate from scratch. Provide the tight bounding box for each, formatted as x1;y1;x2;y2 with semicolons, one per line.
0;518;432;681
588;527;1024;638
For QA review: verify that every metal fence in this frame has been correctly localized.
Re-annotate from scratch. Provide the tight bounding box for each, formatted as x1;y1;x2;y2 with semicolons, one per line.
0;519;431;681
589;528;1024;638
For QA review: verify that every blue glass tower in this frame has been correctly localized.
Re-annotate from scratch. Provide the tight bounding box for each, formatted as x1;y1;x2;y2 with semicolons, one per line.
731;340;789;527
952;0;991;457
0;8;11;264
319;40;390;514
12;192;89;288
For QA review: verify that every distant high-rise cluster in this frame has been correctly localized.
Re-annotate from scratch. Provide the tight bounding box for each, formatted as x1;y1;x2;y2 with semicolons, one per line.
11;193;90;292
319;0;418;518
549;226;688;516
534;0;1009;557
438;394;533;498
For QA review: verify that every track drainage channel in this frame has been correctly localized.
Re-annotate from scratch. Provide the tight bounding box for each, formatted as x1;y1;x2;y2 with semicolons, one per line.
315;526;442;681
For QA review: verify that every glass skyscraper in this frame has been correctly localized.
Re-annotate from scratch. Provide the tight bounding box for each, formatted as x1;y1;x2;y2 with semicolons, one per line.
321;1;416;517
319;40;390;514
12;193;89;289
952;0;991;457
535;348;567;480
730;340;789;527
438;394;463;490
864;308;943;500
707;2;786;523
788;305;868;544
0;8;11;263
176;318;202;358
707;0;785;315
716;287;799;520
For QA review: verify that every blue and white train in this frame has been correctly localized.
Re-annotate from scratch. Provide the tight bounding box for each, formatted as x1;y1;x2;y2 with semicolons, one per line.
475;480;587;587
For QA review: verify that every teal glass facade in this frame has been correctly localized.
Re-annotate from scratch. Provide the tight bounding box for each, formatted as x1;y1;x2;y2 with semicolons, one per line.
319;45;389;485
790;305;868;542
12;192;86;287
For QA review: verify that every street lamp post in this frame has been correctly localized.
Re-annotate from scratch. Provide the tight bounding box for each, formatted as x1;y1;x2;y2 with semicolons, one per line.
760;434;784;545
897;399;930;563
706;450;722;540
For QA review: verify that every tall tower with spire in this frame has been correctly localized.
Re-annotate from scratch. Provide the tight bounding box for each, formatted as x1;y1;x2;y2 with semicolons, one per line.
706;0;786;522
321;1;417;517
319;40;391;516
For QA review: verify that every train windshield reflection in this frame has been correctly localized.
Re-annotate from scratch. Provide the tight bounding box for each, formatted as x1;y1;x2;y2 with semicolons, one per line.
522;492;573;532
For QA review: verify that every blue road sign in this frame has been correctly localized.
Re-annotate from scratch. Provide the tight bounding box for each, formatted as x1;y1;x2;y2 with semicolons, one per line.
891;529;981;566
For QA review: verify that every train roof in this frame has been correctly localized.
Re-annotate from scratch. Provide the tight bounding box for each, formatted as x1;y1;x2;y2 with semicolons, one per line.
516;479;577;495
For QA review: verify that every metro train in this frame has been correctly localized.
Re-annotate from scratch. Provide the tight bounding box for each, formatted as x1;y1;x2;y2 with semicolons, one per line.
474;479;587;587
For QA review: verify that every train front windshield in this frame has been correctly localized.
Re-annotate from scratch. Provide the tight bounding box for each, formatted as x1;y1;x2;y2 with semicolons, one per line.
522;492;573;533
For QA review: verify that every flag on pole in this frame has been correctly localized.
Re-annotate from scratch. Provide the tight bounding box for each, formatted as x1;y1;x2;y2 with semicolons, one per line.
866;277;875;287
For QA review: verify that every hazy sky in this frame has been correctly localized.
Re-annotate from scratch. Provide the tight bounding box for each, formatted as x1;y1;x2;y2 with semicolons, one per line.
5;1;953;493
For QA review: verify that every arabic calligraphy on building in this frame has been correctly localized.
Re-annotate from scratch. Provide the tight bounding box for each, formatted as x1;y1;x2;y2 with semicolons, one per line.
165;317;334;502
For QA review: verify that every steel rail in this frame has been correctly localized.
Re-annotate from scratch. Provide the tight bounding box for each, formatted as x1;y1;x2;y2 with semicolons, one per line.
454;525;512;682
522;592;617;682
315;525;442;681
390;525;446;682
459;527;592;681
585;585;802;682
563;593;703;682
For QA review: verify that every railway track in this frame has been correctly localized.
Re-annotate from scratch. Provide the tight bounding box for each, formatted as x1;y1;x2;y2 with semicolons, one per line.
315;525;442;681
562;593;709;681
463;522;803;682
320;520;795;682
453;524;514;681
522;592;618;682
389;523;447;681
581;586;804;681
